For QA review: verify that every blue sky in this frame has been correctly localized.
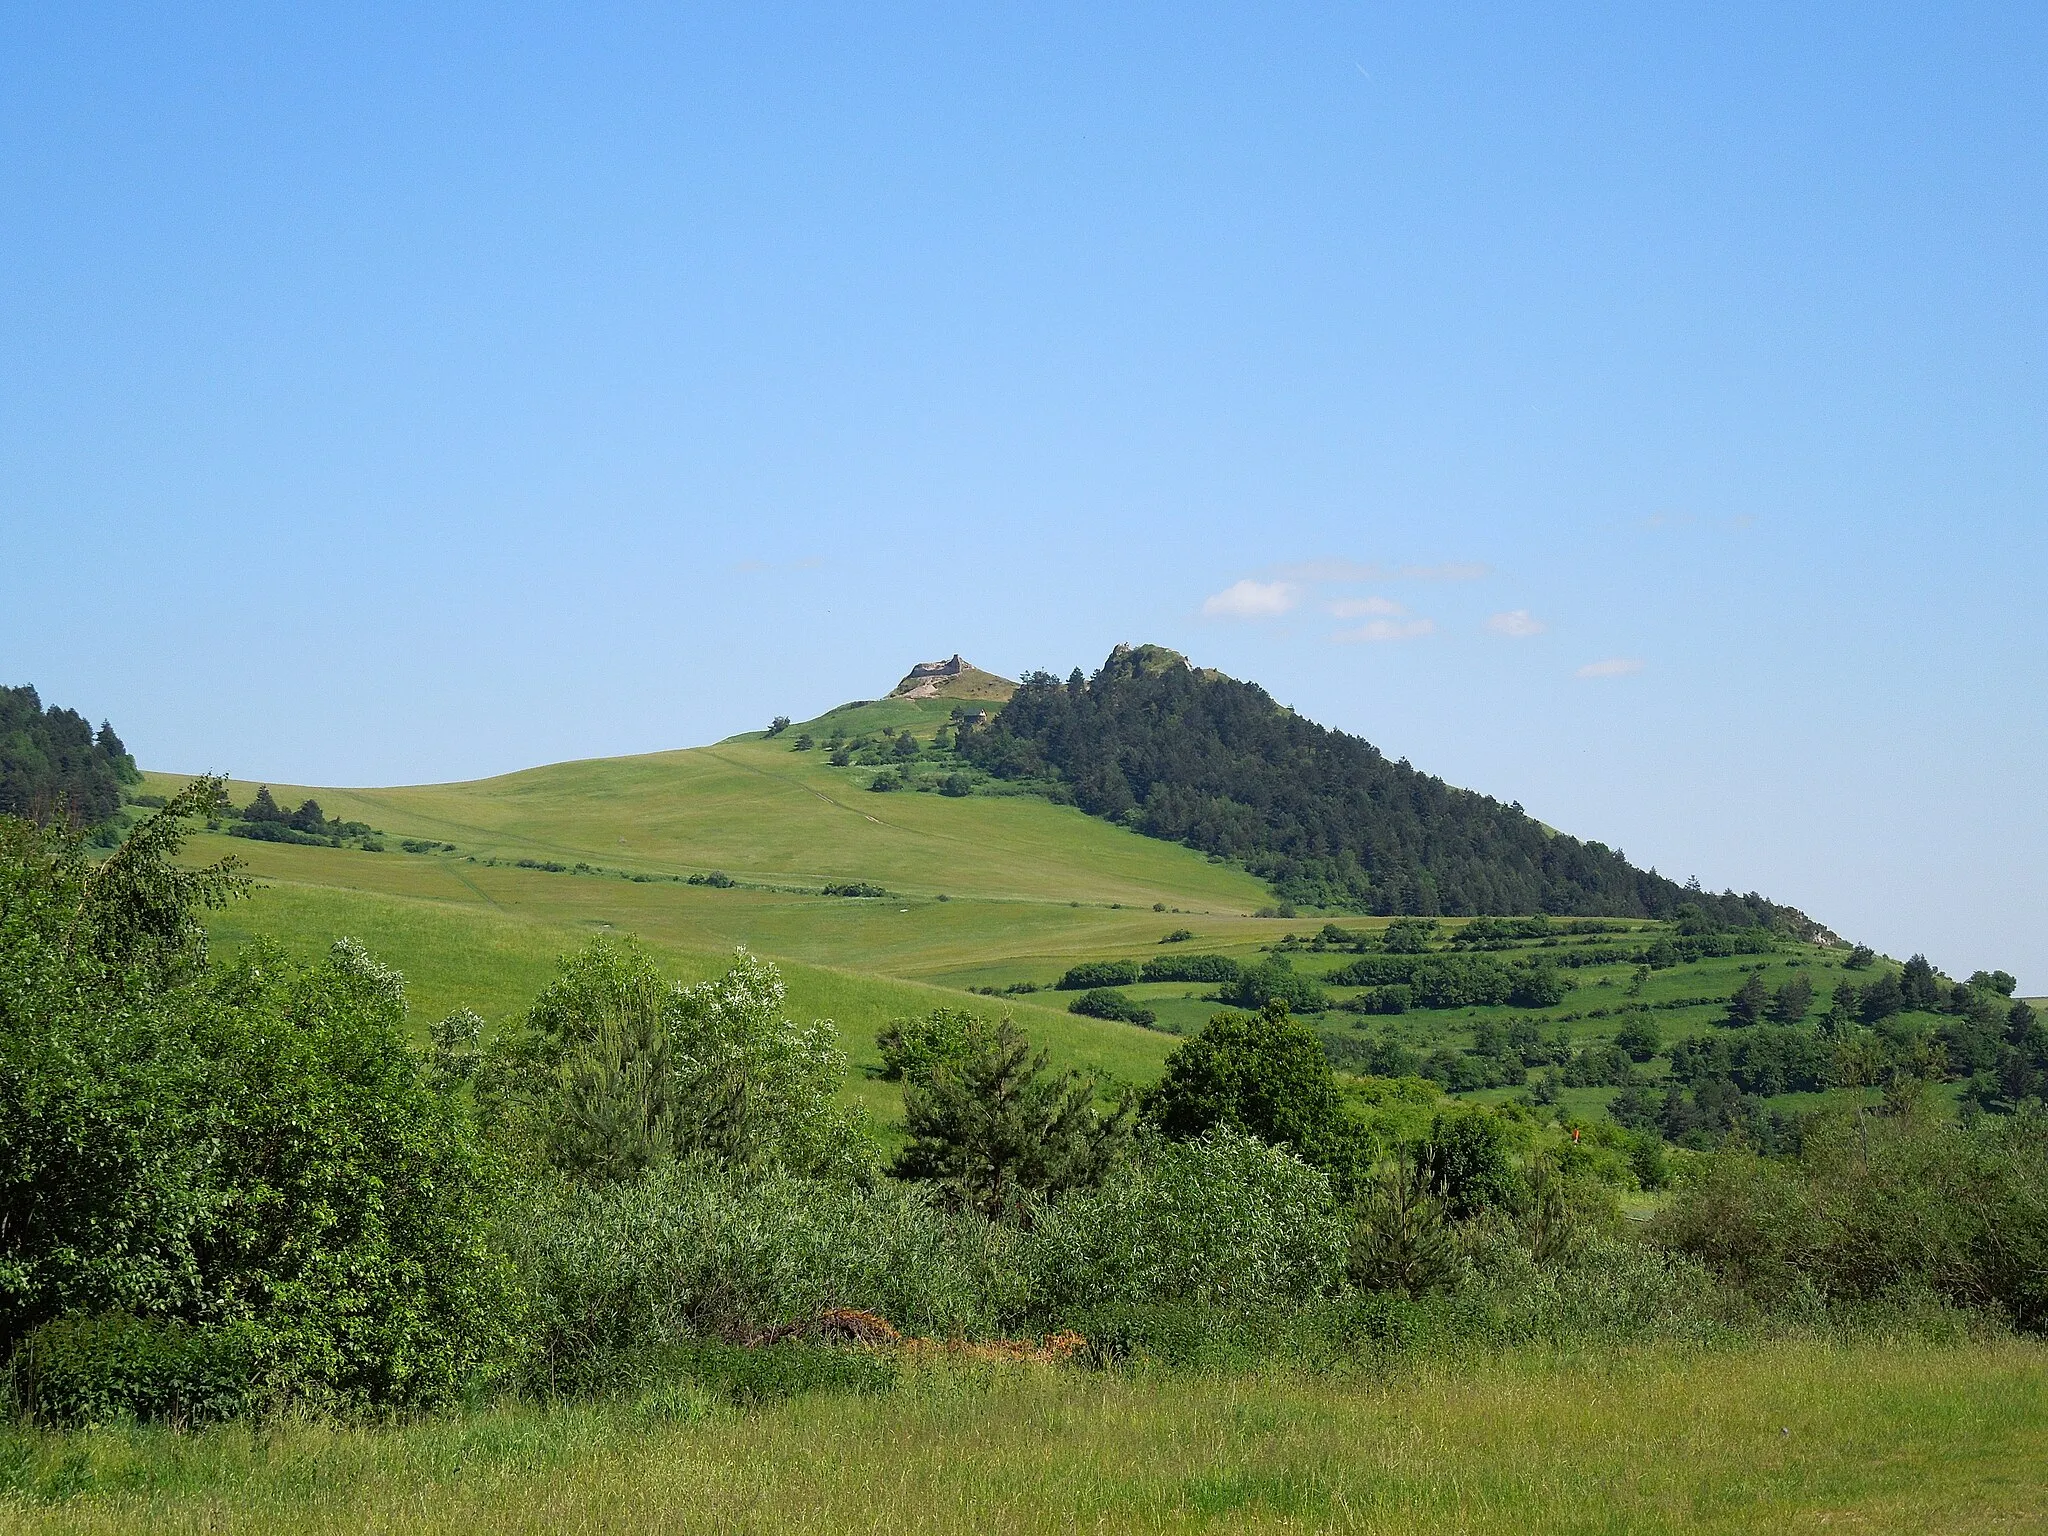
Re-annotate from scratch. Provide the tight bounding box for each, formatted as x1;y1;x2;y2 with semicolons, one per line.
4;4;2042;985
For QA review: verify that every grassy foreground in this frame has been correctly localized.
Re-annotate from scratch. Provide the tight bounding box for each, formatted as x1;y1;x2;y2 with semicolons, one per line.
4;1338;2043;1534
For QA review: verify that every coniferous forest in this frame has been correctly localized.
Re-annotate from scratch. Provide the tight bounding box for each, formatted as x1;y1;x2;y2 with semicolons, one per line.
960;644;1821;928
0;685;138;831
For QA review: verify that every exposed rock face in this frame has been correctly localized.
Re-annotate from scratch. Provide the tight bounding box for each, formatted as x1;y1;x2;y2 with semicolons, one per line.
907;655;967;681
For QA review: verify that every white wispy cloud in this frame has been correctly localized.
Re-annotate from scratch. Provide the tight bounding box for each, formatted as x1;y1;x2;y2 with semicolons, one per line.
1201;579;1299;619
1487;609;1546;637
1328;595;1406;619
1576;657;1645;678
1335;617;1437;643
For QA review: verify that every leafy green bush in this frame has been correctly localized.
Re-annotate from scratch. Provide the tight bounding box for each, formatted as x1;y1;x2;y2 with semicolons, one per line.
1146;1004;1342;1156
1652;1103;2048;1330
1219;960;1326;1014
9;1314;260;1426
876;1007;984;1083
1139;953;1241;984
1023;1129;1348;1316
481;940;872;1186
1068;988;1156;1027
505;1165;1015;1394
1056;960;1141;990
1508;966;1575;1008
1415;1111;1526;1221
1380;918;1439;953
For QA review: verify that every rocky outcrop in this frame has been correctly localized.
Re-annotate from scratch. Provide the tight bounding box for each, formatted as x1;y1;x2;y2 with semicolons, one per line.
888;656;1016;702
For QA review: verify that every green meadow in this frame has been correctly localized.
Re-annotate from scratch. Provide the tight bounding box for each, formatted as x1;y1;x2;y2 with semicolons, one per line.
5;1337;2042;1533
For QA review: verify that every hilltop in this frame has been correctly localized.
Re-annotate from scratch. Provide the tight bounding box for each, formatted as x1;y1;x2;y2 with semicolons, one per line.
887;654;1015;702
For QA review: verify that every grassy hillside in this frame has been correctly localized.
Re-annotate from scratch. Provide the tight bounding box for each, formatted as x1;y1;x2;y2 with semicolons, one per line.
144;690;2005;1140
142;694;1275;1113
151;702;1266;909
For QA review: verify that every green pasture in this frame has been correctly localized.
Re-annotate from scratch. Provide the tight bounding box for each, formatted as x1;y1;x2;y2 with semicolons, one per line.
203;880;1177;1125
4;1337;2042;1533
143;706;1268;912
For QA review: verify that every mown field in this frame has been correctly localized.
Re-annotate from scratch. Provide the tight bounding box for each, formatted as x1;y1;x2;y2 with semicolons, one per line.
4;1337;2042;1534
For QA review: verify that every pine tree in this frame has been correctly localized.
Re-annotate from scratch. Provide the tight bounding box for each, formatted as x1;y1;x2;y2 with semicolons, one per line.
892;1019;1130;1219
1769;973;1814;1024
1728;971;1769;1026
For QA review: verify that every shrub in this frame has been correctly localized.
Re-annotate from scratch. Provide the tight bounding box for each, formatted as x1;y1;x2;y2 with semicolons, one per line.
1068;988;1156;1027
1219;960;1326;1014
1381;919;1439;953
1652;1103;2048;1330
506;1165;1017;1392
482;940;872;1186
1415;1111;1525;1221
1057;959;1141;990
1022;1129;1348;1316
1509;966;1575;1008
822;881;888;898
892;1019;1133;1220
1348;984;1412;1015
1139;953;1240;984
10;1314;261;1426
0;785;515;1414
876;1007;985;1083
1615;1013;1662;1061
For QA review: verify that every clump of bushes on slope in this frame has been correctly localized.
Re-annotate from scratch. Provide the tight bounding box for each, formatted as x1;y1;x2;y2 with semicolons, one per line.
0;784;510;1419
1218;958;1327;1015
1139;953;1241;984
1057;959;1140;990
1068;988;1157;1028
1653;1097;2048;1331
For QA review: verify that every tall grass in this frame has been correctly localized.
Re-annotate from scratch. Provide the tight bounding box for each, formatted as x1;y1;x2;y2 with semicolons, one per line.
2;1336;2041;1532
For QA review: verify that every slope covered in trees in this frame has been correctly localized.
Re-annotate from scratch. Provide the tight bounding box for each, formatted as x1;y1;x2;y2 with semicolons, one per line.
0;684;138;828
958;644;1814;928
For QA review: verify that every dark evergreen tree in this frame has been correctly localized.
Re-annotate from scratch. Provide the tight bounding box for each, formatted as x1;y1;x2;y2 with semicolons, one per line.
1901;954;1943;1010
243;787;287;823
1728;972;1769;1026
1860;970;1906;1022
891;1019;1130;1219
1769;973;1814;1024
